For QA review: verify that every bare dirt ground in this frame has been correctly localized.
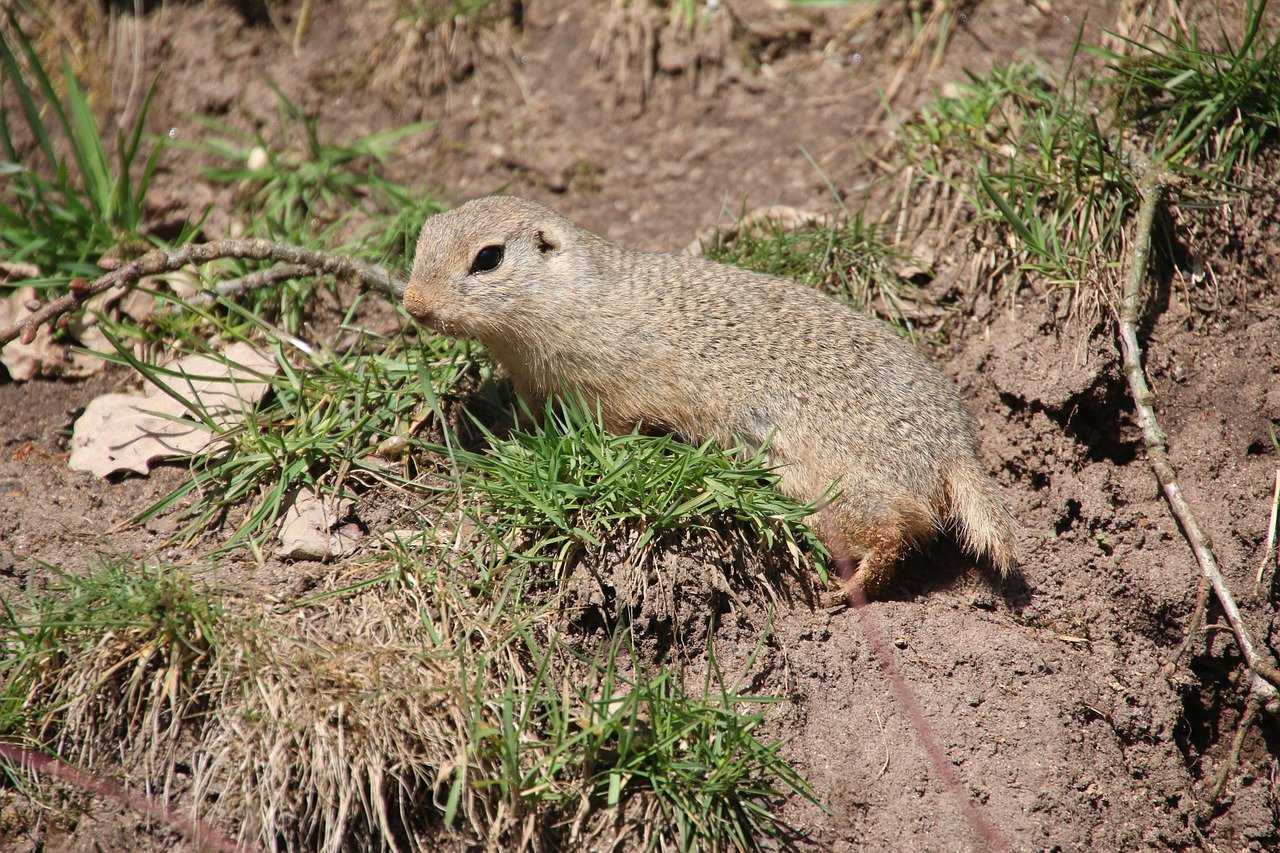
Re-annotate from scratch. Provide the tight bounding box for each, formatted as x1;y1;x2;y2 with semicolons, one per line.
3;0;1280;850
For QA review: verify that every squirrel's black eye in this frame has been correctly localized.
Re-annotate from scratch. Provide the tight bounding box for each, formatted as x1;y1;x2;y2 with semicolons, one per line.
470;244;504;274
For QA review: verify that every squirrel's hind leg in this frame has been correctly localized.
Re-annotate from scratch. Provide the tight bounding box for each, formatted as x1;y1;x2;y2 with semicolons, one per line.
816;505;932;604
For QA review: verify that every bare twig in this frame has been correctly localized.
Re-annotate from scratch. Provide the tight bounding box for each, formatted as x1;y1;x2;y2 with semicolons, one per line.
1163;576;1211;676
192;263;314;306
1115;161;1280;706
0;240;405;348
1208;694;1264;802
1255;469;1280;594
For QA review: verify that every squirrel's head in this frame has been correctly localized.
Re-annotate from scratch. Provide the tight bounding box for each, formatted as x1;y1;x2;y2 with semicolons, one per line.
403;196;573;341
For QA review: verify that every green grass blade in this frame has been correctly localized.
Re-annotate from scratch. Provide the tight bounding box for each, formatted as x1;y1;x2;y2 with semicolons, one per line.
978;172;1038;248
0;25;57;166
62;57;113;219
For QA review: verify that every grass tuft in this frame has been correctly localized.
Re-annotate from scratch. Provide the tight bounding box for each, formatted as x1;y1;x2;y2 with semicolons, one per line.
706;212;927;332
368;0;523;100
0;16;174;293
190;85;439;262
1101;0;1280;178
897;4;1280;323
2;552;816;849
184;555;815;851
520;633;816;850
454;397;827;586
901;61;1139;293
0;557;220;775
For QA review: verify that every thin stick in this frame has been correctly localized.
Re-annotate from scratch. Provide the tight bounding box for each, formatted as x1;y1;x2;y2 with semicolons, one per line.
1208;694;1264;802
1255;469;1280;593
1116;161;1280;703
0;240;404;348
192;263;314;305
1163;576;1211;676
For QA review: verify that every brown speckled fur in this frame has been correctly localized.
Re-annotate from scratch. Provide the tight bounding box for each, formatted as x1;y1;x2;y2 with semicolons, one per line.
404;196;1016;596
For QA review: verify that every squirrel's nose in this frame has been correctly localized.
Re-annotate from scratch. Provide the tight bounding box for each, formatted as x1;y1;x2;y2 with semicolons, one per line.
402;284;435;326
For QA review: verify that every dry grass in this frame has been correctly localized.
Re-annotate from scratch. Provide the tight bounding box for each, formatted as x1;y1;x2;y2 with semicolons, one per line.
367;0;525;99
590;0;744;103
4;543;814;851
1;559;221;794
704;211;933;334
889;0;1280;329
194;572;540;850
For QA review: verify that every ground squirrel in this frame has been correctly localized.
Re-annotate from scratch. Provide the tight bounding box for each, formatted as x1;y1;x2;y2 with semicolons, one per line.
404;196;1016;597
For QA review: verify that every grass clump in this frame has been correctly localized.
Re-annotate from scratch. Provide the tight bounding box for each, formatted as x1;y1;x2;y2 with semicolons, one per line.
369;0;523;99
520;639;815;850
902;60;1138;291
192;87;439;264
179;88;442;335
1102;0;1280;178
706;213;926;332
456;398;826;582
0;557;220;768
2;552;816;850
897;3;1280;318
186;554;813;851
0;18;173;293
121;301;481;553
193;569;535;851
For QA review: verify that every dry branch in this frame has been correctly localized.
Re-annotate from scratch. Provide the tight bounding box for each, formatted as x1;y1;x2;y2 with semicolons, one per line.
194;263;313;305
0;240;405;348
1116;162;1280;708
1208;694;1265;802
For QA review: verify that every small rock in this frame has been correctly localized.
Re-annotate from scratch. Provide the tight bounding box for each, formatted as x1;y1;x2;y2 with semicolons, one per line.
276;488;360;561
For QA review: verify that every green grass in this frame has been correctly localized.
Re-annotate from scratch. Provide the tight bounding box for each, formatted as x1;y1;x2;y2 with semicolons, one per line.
453;397;827;581
177;86;442;333
108;297;481;554
504;629;815;850
0;551;814;850
0;556;220;743
902;60;1139;289
897;3;1280;306
313;546;816;850
1101;0;1280;179
189;85;438;262
0;16;177;294
706;213;926;332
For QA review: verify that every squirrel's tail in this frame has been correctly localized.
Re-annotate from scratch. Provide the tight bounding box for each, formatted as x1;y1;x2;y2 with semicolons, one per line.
942;462;1017;575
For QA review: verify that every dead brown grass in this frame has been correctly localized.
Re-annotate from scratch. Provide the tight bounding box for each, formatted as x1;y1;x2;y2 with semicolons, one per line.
589;0;744;104
194;576;540;851
368;0;526;100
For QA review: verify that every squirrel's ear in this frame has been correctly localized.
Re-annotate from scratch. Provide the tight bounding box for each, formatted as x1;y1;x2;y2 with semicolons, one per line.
534;226;561;255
